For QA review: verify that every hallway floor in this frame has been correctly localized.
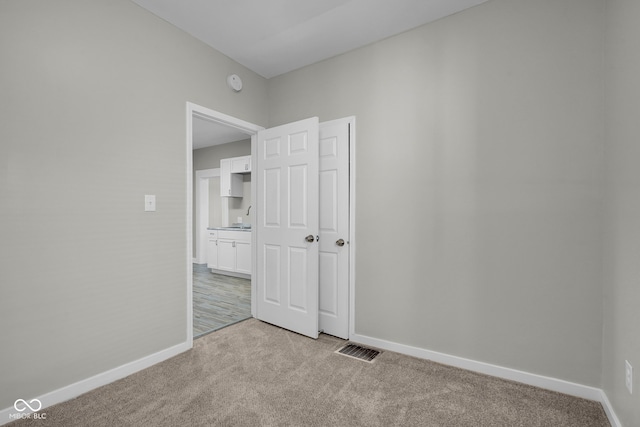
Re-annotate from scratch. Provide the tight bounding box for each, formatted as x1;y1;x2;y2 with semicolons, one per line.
193;264;251;338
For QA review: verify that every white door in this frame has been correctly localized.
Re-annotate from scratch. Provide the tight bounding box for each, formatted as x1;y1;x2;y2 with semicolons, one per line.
318;119;350;339
256;117;320;339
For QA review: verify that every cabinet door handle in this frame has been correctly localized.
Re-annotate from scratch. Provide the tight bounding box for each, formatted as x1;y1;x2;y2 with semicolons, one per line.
232;241;236;248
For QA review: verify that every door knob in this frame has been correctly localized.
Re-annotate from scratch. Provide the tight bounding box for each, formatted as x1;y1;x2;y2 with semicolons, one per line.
305;235;315;243
336;238;345;247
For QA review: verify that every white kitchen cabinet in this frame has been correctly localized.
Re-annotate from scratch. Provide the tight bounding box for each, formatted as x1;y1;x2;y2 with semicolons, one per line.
217;239;236;271
206;230;218;269
230;155;251;173
210;230;251;276
220;158;243;197
235;240;252;274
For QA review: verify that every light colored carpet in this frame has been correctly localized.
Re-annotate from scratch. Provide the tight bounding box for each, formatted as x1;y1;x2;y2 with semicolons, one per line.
9;319;610;426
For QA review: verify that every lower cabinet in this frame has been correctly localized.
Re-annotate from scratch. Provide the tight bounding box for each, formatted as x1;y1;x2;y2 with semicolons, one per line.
235;240;252;274
208;230;251;276
217;239;236;271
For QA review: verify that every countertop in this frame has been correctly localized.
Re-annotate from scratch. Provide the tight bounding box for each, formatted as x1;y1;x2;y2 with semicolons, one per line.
207;227;251;232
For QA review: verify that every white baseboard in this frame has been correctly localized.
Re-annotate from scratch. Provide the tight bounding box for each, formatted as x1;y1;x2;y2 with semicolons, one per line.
599;389;623;427
349;332;622;427
0;341;191;426
207;268;250;280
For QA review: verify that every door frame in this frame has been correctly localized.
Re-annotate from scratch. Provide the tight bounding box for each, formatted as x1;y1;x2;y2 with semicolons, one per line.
194;169;235;264
348;117;356;338
186;102;263;346
185;102;357;346
194;168;219;264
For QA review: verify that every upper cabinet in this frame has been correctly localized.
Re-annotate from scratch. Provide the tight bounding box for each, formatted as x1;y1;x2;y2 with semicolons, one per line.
230;156;251;173
220;158;243;197
221;155;251;197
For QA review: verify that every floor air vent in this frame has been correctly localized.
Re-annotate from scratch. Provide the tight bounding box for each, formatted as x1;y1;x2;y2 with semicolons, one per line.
336;344;380;363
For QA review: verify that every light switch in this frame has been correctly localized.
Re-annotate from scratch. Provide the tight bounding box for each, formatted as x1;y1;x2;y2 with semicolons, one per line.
145;195;156;212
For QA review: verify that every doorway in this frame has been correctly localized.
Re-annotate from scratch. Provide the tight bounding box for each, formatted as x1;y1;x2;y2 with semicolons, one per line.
186;103;356;346
186;102;263;345
193;168;252;337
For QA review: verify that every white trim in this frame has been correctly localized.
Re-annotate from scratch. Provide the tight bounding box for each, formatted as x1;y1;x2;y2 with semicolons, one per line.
195;168;220;264
350;334;624;427
190;105;263;135
250;134;257;318
349;332;624;424
0;342;189;426
186;102;264;345
208;269;251;280
347;118;356;341
599;390;623;427
186;105;194;346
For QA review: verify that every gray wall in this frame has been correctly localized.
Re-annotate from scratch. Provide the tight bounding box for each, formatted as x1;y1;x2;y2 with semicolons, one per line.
0;0;267;409
192;139;251;254
269;0;605;386
3;0;638;421
193;140;252;171
603;0;640;424
228;176;252;226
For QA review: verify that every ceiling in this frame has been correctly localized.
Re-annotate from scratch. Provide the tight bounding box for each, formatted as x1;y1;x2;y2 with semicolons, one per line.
138;0;489;149
132;0;488;79
192;117;249;150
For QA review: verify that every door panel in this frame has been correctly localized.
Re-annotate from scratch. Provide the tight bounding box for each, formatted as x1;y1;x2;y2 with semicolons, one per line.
318;119;350;339
256;117;319;339
288;164;308;227
264;245;281;303
264;168;281;226
319;252;338;314
288;247;308;311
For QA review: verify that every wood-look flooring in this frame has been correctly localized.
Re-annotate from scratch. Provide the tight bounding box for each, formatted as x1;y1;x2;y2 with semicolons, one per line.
193;264;251;338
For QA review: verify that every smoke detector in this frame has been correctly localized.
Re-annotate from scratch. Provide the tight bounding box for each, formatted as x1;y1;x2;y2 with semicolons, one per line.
227;74;243;92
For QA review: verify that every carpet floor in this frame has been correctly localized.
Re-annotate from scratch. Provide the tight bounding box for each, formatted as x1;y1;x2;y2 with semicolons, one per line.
9;319;610;427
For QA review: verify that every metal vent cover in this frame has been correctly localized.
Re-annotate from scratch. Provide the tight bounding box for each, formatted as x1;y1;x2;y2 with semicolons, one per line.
335;344;381;363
